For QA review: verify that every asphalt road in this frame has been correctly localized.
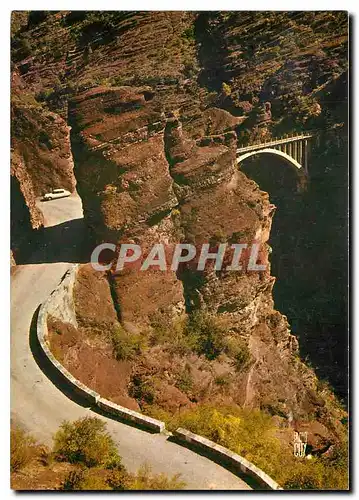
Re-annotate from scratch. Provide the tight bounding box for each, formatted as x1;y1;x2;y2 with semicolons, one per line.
11;193;252;490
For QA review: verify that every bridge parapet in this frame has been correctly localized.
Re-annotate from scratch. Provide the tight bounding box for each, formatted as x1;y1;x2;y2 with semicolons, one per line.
237;133;313;154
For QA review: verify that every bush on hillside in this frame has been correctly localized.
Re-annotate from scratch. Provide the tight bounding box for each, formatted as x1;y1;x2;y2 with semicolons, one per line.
225;337;252;371
61;464;186;491
53;417;121;468
185;311;227;360
129;374;156;406
111;325;146;361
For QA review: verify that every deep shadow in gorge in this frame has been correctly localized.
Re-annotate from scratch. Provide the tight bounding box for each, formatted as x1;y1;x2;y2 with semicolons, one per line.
11;175;37;263
241;151;348;403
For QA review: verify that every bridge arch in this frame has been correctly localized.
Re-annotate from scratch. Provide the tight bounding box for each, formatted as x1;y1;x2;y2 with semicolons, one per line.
237;148;307;191
237;148;302;170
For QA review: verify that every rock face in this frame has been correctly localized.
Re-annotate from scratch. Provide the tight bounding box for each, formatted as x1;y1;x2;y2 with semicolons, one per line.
69;86;175;236
11;149;43;261
69;86;186;328
11;68;77;261
12;73;76;197
69;84;333;423
11;151;43;229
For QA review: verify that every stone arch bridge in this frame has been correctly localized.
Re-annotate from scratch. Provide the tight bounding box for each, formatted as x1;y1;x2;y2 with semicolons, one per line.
236;133;314;188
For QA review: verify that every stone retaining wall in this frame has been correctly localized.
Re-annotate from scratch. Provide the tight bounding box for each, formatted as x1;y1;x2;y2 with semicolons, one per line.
98;397;165;433
36;265;100;405
174;428;282;490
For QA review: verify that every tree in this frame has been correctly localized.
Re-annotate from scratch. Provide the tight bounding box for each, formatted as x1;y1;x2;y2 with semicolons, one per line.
53;417;122;468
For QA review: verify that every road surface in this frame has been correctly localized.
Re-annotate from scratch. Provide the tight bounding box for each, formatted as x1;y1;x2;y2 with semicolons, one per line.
11;194;252;490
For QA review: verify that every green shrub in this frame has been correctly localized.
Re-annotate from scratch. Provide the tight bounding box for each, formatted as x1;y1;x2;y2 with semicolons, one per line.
129;375;156;405
222;82;232;96
62;464;186;491
151;311;229;359
185;311;227;360
35;88;54;102
284;457;348;490
163;404;348;490
214;373;232;387
27;11;49;27
39;130;53;149
111;326;146;361
182;26;195;41
107;468;132;490
209;229;227;244
53;417;122;468
11;12;29;36
171;208;181;218
168;405;245;447
234;345;251;372
284;460;326;490
225;338;252;371
150;312;183;344
176;363;194;393
150;312;196;354
12;35;32;61
166;404;280;475
11;425;39;472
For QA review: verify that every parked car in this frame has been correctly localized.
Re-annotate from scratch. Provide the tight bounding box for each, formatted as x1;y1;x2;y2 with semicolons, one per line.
41;188;71;201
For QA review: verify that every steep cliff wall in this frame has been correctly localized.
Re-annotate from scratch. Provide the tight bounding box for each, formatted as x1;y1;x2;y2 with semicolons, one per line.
12;70;76;197
67;85;346;436
11;149;43;261
11;66;77;262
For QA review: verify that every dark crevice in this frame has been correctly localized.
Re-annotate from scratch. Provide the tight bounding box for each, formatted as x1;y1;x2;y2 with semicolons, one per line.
195;12;228;93
240;136;348;402
163;122;200;315
11;175;38;263
147;208;172;227
107;271;122;323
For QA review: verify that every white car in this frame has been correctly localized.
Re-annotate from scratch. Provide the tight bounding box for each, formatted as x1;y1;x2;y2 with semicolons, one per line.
42;188;71;201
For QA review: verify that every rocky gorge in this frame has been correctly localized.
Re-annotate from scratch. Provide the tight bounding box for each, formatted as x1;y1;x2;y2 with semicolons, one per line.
11;11;348;489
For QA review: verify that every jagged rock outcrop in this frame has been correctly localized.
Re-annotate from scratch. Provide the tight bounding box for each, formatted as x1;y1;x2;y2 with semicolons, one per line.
11;68;77;261
11;149;43;261
69;87;332;423
12;89;76;196
69;86;185;327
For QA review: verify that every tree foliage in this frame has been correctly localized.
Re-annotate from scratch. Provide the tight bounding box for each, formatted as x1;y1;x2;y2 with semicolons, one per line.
53;417;121;468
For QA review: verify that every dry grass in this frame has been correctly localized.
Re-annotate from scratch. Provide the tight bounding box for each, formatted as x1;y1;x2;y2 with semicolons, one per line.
11;424;41;472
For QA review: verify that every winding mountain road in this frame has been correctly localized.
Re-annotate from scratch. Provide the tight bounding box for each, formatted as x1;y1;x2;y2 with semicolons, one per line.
11;194;252;490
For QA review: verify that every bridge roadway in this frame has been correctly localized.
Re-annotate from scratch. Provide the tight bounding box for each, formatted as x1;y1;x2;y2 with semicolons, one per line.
237;133;313;155
11;193;252;490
